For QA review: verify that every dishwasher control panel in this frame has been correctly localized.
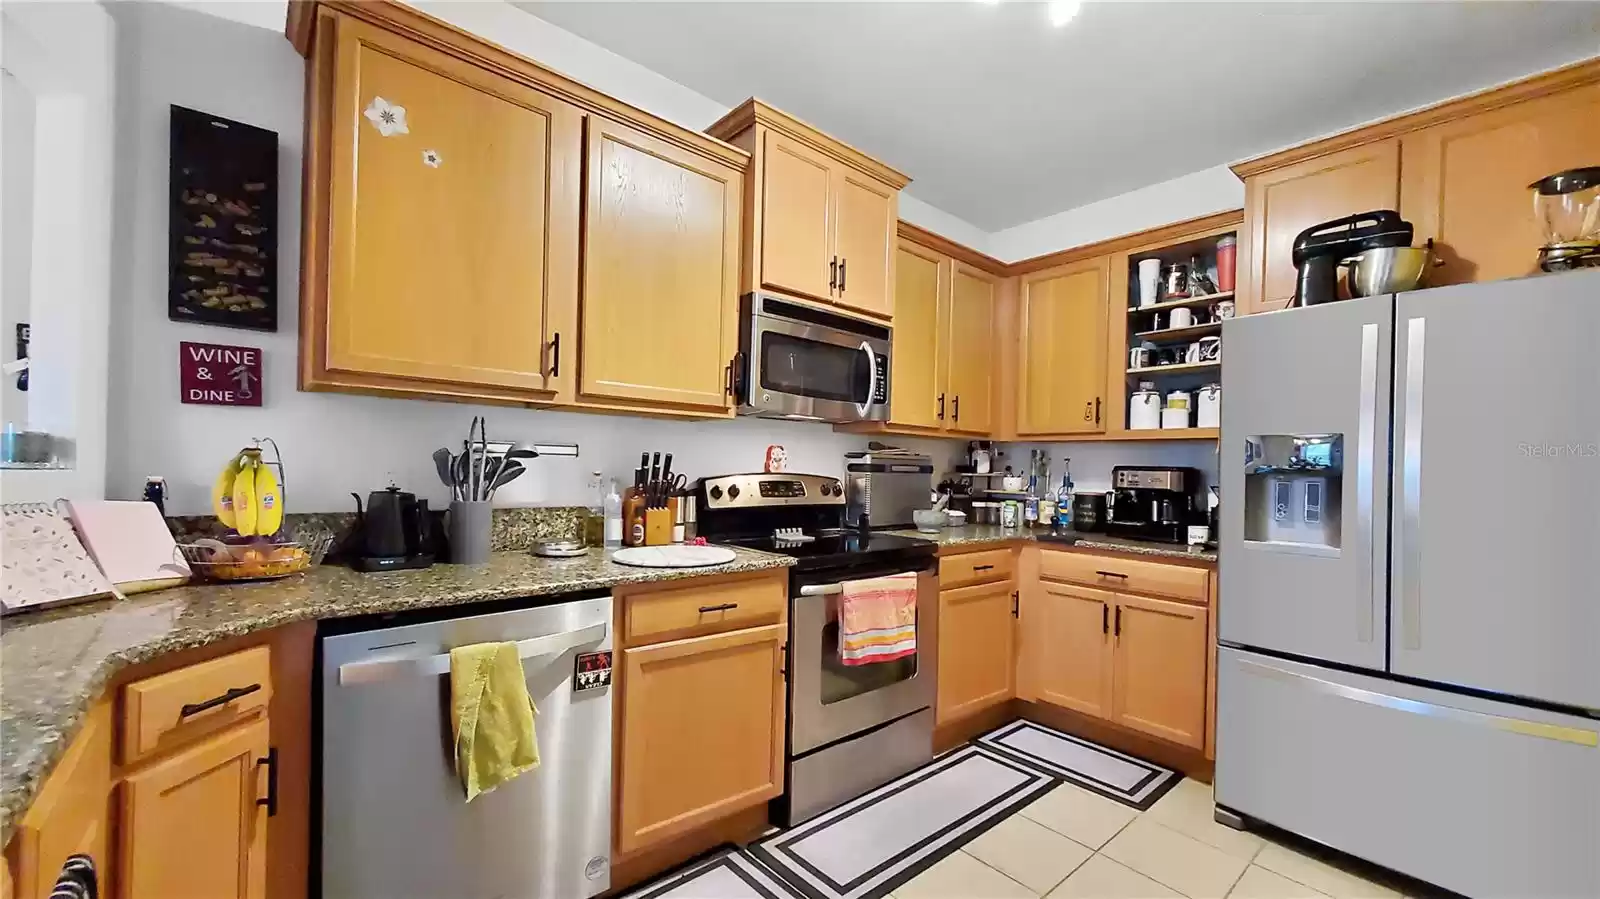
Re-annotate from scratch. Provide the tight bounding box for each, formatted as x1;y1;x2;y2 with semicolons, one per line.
574;651;613;692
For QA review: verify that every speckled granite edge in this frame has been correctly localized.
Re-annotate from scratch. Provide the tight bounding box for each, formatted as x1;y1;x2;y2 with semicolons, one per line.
0;546;791;841
167;505;587;555
885;525;1219;563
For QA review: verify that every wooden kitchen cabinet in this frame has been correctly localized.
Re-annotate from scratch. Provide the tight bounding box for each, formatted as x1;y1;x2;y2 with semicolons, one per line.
578;114;743;414
1236;139;1401;316
617;624;787;855
944;265;998;435
307;14;582;402
1111;594;1208;750
121;717;270;899
710;99;908;320
889;239;947;429
1019;581;1113;720
4;703;111;899
1016;256;1109;436
1400;81;1600;287
936;580;1017;725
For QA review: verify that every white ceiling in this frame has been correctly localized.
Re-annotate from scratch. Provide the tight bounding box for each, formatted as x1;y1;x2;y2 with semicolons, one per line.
521;1;1600;231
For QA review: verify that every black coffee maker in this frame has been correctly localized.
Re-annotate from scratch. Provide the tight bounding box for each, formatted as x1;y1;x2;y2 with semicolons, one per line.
347;485;436;572
1292;211;1413;306
1106;466;1204;544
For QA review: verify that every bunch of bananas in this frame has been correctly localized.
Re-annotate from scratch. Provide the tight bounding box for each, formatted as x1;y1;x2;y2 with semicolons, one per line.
212;448;284;537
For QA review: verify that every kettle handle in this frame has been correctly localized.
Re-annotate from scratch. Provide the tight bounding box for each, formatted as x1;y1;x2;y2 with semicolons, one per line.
350;492;364;520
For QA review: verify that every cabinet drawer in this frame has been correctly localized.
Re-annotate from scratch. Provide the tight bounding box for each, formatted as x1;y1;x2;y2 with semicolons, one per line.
625;576;786;645
121;645;272;764
939;548;1015;589
1039;550;1208;604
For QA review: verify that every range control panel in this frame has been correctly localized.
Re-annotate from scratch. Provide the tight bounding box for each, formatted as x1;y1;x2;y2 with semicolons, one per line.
700;473;846;510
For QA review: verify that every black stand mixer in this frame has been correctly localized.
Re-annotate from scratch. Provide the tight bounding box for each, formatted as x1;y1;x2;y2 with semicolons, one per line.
1291;211;1414;306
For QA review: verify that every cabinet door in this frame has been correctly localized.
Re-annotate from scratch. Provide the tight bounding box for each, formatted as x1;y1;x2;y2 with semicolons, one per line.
325;18;581;396
1017;258;1109;435
1020;581;1113;720
1401;82;1600;287
8;703;110;899
1239;139;1400;315
580;115;742;412
122;718;269;899
936;581;1016;724
761;132;835;302
832;168;896;318
1111;595;1208;749
618;624;786;854
944;265;997;435
889;240;946;429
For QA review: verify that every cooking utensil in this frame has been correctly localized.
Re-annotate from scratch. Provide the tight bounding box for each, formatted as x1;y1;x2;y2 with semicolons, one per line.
432;447;455;495
487;460;524;500
1342;245;1432;297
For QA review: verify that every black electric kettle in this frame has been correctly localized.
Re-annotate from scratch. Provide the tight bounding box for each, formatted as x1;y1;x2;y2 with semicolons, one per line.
349;486;434;570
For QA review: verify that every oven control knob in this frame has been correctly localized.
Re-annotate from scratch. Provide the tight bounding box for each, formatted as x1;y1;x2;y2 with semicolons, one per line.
727;484;741;500
831;482;842;496
709;485;723;500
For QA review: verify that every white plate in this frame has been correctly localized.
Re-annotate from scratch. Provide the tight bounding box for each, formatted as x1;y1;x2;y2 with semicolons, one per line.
610;545;738;569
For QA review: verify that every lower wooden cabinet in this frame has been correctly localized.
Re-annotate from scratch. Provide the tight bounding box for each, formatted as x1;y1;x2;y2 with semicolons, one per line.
936;580;1016;724
1110;595;1208;749
1019;581;1112;719
4;703;111;899
120;717;270;899
617;623;787;855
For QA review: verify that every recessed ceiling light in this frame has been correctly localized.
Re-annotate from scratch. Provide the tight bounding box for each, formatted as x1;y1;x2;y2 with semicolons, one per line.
1047;0;1081;27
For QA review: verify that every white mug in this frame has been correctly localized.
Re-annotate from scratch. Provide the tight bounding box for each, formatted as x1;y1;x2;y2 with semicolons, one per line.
1169;307;1193;329
1185;341;1203;363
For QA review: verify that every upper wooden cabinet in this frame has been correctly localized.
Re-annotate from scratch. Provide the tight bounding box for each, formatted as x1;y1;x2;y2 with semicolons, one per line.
1399;81;1600;287
308;15;582;402
1233;58;1600;316
294;2;748;417
709;99;908;320
1016;257;1109;436
889;240;947;430
945;265;999;435
578;115;743;414
1237;140;1400;315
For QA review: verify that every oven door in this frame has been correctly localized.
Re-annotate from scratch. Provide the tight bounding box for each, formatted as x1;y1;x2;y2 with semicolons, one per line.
789;562;936;757
742;295;890;422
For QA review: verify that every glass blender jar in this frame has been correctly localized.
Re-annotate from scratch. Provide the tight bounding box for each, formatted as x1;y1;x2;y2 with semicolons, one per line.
1530;167;1600;271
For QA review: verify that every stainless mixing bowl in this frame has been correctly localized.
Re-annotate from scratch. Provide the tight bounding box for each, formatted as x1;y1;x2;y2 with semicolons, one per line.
1343;246;1432;297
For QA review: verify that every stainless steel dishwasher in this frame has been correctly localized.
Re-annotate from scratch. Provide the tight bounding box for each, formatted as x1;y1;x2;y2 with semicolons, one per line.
318;591;613;899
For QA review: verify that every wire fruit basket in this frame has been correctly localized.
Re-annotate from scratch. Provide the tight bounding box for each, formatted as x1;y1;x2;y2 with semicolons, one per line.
179;530;334;582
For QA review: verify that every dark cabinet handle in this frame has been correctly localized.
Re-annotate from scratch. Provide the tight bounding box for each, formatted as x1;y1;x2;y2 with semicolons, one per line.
257;747;278;817
1094;570;1128;580
1102;604;1109;634
1095;397;1102;425
179;683;261;719
973;564;995;572
937;393;945;420
839;258;847;292
1011;590;1019;618
779;643;789;680
830;256;839;292
549;332;561;378
1114;606;1122;637
953;395;960;423
698;602;738;613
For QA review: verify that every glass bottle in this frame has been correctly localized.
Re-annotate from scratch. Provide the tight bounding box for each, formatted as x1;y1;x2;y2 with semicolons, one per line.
603;478;623;548
583;470;605;547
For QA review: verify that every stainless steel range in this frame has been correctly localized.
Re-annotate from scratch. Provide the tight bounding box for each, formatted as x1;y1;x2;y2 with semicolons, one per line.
696;472;938;825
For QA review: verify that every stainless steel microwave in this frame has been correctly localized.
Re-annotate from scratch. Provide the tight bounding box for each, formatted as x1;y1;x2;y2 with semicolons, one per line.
736;292;890;422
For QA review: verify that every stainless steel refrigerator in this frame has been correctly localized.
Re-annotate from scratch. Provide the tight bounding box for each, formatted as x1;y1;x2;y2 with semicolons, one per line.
1217;270;1599;898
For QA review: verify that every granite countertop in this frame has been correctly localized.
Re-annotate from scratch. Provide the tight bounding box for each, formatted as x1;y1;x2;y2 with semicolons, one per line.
887;525;1219;563
0;546;791;841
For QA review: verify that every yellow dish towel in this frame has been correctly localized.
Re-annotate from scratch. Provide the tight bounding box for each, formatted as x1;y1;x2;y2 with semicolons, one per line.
449;642;540;802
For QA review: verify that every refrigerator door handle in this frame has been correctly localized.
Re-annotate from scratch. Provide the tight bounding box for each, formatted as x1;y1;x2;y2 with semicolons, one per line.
1399;317;1426;651
1355;322;1380;645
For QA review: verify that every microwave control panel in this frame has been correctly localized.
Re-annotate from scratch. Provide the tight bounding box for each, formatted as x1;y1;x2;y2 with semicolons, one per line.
871;353;889;404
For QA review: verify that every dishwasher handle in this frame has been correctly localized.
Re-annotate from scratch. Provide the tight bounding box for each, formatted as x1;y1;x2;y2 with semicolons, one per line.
337;621;608;686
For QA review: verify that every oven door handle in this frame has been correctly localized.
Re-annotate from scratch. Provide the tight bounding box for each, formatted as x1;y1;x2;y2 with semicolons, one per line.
336;622;608;685
855;340;878;419
799;584;844;596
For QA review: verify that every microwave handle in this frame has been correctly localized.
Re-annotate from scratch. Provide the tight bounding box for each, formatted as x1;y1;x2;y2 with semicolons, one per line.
855;341;878;418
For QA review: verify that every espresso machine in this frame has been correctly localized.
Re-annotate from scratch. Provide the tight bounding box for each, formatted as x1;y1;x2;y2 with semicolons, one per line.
1105;466;1204;544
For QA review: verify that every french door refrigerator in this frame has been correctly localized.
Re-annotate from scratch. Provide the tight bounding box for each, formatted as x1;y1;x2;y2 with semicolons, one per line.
1217;270;1599;898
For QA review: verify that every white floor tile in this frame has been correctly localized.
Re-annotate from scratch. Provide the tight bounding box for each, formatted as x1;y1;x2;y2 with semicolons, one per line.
896;850;1036;899
1253;843;1403;899
964;815;1094;895
1144;779;1265;862
1018;783;1138;849
1048;854;1185;899
1101;817;1250;899
1228;865;1333;899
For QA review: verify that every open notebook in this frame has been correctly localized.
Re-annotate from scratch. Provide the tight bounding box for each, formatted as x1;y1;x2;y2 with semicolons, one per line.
1;502;121;615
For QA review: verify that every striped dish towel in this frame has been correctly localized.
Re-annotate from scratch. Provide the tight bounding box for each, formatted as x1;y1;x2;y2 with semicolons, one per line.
839;572;918;666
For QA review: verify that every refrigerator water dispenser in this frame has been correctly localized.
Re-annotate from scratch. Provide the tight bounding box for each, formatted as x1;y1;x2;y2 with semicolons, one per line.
1243;435;1343;550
